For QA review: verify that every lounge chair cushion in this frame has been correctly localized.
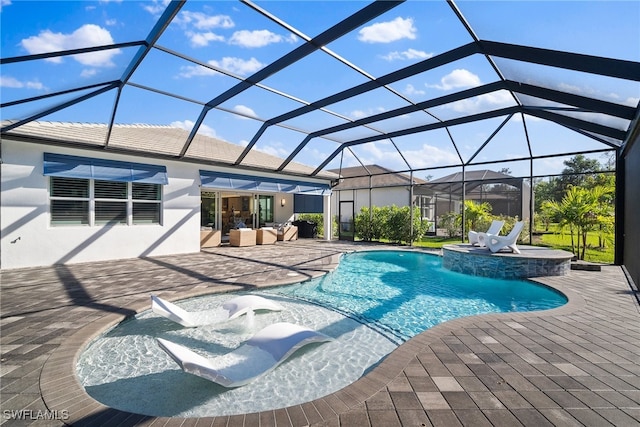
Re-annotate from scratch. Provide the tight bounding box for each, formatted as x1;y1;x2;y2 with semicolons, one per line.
157;322;333;387
151;294;283;327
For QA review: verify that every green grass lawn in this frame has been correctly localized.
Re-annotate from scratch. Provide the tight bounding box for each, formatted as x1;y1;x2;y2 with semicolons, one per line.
356;227;614;264
533;232;613;264
416;229;614;264
414;236;462;249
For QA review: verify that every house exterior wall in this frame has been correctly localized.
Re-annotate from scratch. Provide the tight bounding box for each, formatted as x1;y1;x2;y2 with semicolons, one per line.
1;140;330;269
1;141;201;269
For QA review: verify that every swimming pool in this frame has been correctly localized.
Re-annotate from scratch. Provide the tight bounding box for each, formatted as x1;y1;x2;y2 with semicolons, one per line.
76;250;567;417
267;250;567;343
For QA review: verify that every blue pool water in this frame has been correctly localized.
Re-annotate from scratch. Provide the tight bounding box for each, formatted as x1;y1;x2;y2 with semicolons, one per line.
265;250;567;343
77;249;567;417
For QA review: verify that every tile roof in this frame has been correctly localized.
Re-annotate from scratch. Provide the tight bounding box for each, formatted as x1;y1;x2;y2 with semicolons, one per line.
329;164;427;190
2;121;337;180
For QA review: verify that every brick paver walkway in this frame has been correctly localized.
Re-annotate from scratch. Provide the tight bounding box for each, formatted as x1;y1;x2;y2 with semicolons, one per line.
1;240;639;426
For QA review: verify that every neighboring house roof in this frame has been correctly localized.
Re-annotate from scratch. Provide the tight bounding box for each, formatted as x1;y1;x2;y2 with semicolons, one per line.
329;165;427;190
429;170;519;183
1;121;338;181
415;169;526;195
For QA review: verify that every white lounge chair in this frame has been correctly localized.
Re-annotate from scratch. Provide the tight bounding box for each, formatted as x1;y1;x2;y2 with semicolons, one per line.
156;322;333;387
151;294;284;328
469;220;504;247
485;221;525;254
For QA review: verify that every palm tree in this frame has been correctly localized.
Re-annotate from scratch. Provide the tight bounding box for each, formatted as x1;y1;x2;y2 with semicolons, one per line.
463;200;492;237
543;185;613;259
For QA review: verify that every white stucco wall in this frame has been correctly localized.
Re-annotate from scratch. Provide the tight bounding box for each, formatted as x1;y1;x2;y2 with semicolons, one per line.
1;141;201;269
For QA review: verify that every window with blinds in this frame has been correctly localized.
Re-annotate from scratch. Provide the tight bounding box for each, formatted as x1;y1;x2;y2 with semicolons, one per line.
50;177;162;226
132;183;161;224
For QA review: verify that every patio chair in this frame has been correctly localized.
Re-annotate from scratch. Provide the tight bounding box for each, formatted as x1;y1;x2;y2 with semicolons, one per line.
151;294;284;328
256;227;277;245
469;220;504;247
229;228;257;247
156;322;333;387
485;221;525;254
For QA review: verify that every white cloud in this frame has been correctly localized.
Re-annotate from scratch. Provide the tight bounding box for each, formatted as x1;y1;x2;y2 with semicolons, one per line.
177;11;234;30
20;24;120;67
381;48;432;61
445;90;514;114
178;57;264;78
404;84;425;96
404;144;460;169
143;0;171;17
213;57;263;75
1;0;12;10
229;29;296;48
255;143;288;158
0;76;45;90
170;120;218;138
178;64;218;78
427;69;481;91
173;11;237;47
232;105;258;119
351;140;458;170
80;68;97;78
186;31;225;47
358;17;417;43
349;107;386;120
105;19;118;26
626;96;639;107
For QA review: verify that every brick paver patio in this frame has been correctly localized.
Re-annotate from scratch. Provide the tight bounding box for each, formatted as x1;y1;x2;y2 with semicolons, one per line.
1;240;639;426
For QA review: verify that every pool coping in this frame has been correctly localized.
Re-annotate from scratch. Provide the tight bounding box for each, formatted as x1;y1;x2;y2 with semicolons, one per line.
38;246;587;426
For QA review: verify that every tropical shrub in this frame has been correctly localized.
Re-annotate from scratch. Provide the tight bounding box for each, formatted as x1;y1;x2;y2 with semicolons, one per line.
354;205;428;244
439;211;461;238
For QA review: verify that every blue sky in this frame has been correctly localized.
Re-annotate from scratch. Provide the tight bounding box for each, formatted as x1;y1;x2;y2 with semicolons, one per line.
2;1;639;179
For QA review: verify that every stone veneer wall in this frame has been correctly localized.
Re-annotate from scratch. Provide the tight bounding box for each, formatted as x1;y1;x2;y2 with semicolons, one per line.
442;247;571;279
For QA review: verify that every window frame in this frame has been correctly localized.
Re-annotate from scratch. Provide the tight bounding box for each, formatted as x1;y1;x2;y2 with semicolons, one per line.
49;177;163;227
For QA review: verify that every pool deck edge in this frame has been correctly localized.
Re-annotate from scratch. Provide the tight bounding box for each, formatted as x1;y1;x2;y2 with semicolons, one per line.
2;241;639;427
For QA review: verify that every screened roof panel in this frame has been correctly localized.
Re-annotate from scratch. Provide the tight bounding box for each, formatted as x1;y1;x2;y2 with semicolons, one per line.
525;116;614;158
216;84;307;119
1;47;137;105
280;109;352;135
2;0;638;181
113;85;203;126
446;115;528;164
491;57;640;110
322;85;414;124
390;133;460;170
251;1;369;39
457;1;640;61
384;54;503;105
156;1;305;73
516;94;632;134
324;0;474;78
200;108;265;147
429;89;517;122
0;1;157;55
2;86;115;125
129;48;242;103
260;50;372;103
286;137;345;172
247;125;307;165
363;111;439;134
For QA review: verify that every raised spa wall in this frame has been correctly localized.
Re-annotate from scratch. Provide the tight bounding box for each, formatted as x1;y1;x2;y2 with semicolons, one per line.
442;245;573;279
